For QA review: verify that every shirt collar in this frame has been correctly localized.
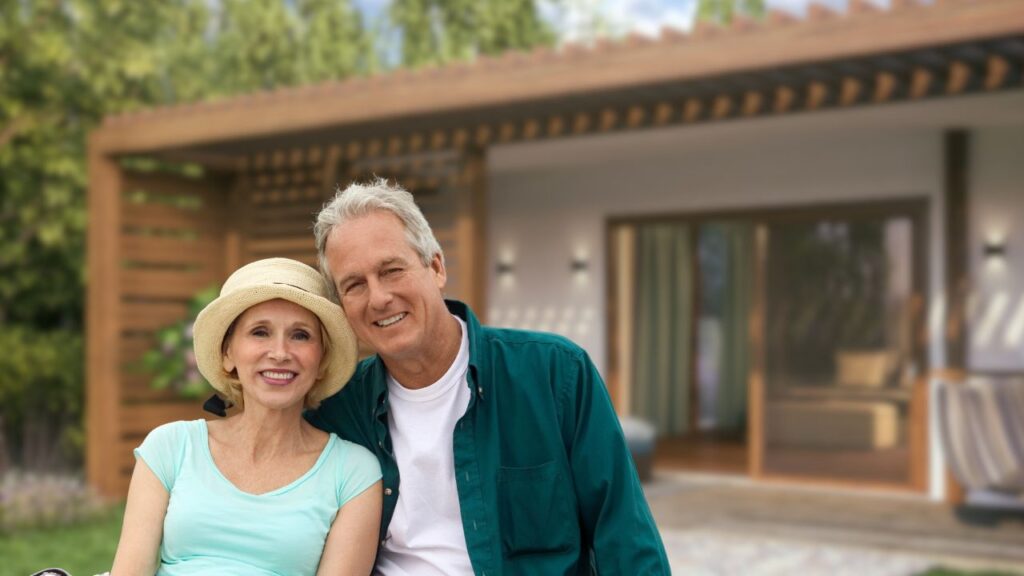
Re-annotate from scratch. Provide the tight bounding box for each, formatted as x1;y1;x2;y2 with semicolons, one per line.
369;299;486;412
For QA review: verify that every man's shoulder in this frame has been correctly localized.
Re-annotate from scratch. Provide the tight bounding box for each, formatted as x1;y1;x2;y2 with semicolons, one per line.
476;324;588;362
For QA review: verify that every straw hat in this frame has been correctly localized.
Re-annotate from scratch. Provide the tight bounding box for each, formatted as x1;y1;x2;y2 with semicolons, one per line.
193;258;357;406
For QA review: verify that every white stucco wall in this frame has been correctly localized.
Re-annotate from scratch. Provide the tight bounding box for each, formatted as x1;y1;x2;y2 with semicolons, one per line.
487;108;947;377
968;127;1024;370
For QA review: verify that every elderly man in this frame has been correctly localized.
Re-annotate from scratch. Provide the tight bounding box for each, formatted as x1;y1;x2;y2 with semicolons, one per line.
306;179;669;575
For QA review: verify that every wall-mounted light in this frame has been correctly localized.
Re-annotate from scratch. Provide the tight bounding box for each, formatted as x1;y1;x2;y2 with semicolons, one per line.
496;261;515;276
570;257;589;273
983;240;1007;259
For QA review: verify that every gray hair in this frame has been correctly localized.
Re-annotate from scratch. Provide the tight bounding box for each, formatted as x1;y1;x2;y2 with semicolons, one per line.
314;178;443;300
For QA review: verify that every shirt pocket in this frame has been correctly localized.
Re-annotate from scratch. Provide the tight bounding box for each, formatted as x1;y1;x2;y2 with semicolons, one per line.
497;460;576;558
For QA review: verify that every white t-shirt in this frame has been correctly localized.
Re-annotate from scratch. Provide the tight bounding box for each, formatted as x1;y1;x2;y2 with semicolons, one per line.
374;316;474;576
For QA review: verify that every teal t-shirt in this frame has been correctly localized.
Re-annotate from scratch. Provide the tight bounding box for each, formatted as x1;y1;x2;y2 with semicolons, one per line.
134;419;381;576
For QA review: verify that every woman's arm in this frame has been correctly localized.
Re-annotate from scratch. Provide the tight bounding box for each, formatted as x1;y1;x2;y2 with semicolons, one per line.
316;480;383;576
110;460;170;576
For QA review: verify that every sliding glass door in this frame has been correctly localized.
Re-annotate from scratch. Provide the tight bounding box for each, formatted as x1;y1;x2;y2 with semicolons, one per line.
755;206;926;488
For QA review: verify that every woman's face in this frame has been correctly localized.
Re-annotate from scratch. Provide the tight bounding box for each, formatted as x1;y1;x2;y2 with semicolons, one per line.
223;299;324;412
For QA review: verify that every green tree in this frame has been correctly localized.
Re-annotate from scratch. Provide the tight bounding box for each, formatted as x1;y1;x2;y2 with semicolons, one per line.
697;0;766;24
389;0;555;68
0;0;370;472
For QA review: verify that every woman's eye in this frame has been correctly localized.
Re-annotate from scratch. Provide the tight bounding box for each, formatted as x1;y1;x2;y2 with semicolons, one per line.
251;328;269;337
293;330;311;341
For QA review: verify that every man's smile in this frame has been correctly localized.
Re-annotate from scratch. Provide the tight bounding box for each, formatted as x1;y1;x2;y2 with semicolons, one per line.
375;313;407;328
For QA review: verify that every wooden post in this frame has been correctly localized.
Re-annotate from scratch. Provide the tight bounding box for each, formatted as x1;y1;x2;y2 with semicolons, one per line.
456;147;488;321
85;140;124;498
944;129;968;504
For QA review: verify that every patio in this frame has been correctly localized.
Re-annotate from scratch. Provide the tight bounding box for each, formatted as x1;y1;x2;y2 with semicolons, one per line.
646;471;1024;574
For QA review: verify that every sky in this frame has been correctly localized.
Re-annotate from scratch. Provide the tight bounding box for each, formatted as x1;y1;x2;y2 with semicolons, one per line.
350;0;887;44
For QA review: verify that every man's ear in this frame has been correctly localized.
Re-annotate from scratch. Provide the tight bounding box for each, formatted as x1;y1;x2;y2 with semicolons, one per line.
431;253;447;290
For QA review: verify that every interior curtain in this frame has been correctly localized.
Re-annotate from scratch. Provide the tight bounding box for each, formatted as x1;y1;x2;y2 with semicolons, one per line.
631;223;693;436
716;223;754;431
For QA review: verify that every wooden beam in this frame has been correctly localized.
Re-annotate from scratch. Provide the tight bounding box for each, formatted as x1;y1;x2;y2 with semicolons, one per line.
742;91;763;116
712;95;733;119
474;125;492;146
910;67;933;99
547;115;565;137
499;121;516;142
840;76;862;106
684;98;703;122
522;119;540;140
626;105;646;128
985;53;1009;90
774;86;795;113
86;144;124;498
874;71;898;102
946;60;970;94
573;112;591;134
806;81;828;110
599;108;618;131
653;102;673;125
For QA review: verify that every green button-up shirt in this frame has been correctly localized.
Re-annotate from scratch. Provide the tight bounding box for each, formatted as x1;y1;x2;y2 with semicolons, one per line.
307;300;669;575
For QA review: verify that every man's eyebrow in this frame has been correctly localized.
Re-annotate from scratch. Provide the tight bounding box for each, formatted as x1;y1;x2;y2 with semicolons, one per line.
336;257;411;288
381;257;409;268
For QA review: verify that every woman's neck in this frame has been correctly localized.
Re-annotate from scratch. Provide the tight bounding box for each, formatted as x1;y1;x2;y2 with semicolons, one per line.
226;404;316;463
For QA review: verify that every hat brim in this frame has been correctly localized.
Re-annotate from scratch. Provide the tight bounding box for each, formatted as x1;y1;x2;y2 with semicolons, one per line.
192;283;357;404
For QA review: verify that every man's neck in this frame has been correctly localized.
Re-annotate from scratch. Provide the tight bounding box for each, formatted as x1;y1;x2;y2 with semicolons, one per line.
384;313;462;390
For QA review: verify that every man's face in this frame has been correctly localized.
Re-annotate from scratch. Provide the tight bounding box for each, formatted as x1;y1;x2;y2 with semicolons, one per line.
324;210;448;364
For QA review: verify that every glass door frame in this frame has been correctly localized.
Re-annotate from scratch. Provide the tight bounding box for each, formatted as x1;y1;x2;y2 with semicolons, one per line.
606;197;930;492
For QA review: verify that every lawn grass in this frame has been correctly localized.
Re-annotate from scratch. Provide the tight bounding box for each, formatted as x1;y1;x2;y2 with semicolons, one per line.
0;505;123;576
921;565;1024;569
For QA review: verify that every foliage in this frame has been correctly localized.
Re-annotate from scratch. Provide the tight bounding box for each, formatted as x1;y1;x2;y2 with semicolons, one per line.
697;0;766;24
140;286;219;399
0;328;84;473
389;0;555;68
0;500;123;576
0;0;371;470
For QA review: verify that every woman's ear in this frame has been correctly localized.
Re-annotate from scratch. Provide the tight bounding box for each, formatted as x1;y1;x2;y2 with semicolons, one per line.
222;354;236;375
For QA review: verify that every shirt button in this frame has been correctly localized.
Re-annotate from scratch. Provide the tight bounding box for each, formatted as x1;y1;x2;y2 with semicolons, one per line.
384;487;393;496
477;386;483;396
380;539;386;547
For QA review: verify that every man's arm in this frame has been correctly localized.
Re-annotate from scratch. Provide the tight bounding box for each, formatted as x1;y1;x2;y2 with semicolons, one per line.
563;350;670;575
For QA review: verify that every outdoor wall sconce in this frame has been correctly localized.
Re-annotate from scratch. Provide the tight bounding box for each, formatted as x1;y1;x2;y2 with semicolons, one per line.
570;257;589;273
983;240;1007;259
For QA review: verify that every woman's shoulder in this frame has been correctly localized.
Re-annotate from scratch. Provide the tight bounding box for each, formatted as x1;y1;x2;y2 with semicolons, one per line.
143;419;204;445
327;437;380;474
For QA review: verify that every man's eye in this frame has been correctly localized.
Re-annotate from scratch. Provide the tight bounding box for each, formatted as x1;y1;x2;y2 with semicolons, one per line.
343;281;365;294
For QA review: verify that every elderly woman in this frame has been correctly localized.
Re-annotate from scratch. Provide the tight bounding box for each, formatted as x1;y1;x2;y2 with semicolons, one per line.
111;258;382;576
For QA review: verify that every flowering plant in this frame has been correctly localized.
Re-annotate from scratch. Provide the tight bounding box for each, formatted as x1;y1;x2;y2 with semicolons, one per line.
0;471;108;533
141;285;219;399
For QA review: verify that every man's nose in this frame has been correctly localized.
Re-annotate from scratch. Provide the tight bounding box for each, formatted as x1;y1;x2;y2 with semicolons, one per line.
367;279;393;309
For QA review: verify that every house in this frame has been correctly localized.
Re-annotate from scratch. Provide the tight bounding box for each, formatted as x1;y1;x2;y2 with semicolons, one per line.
87;0;1024;502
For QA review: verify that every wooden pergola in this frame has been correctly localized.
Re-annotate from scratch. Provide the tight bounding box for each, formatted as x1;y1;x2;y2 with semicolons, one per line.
87;0;1024;497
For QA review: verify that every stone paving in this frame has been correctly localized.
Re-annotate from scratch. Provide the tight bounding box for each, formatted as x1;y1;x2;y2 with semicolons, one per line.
644;471;1024;574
